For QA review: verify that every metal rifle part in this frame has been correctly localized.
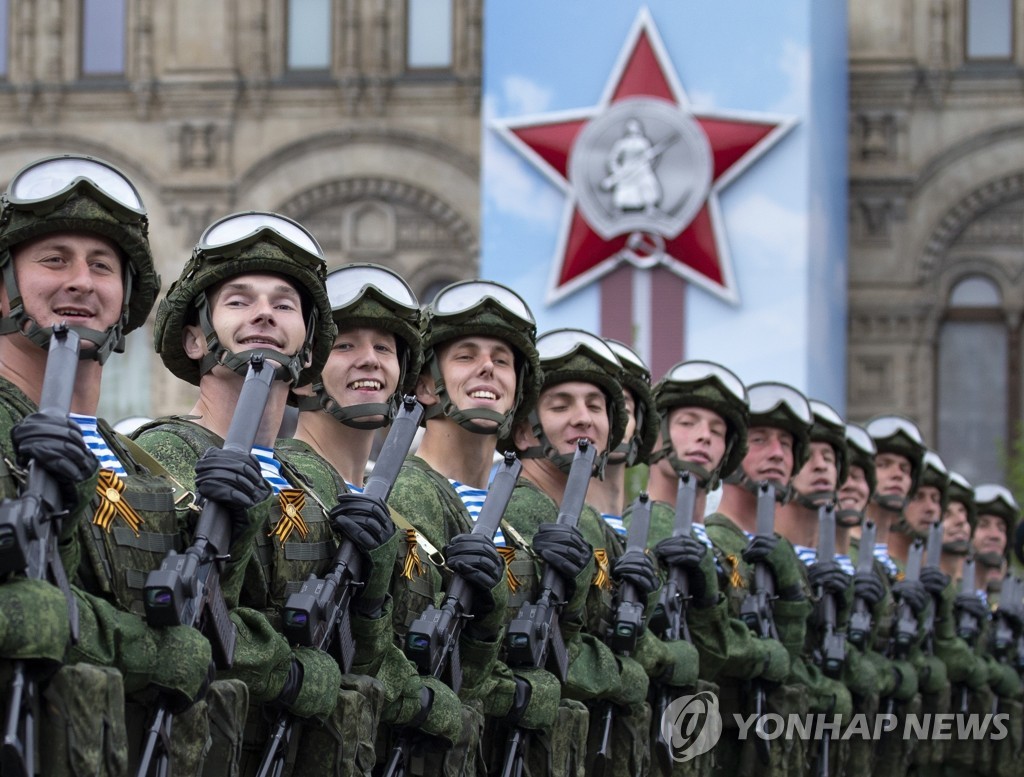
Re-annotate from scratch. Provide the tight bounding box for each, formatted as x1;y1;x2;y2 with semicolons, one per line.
816;502;845;678
847;520;876;650
504;440;597;681
259;396;425;777
739;481;778;766
893;540;924;658
388;452;523;777
0;326;81;777
138;355;275;777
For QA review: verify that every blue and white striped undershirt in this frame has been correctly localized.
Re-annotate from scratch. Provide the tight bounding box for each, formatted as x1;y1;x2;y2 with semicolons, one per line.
251;445;291;494
835;554;855;576
70;413;127;478
451;479;506;547
873;543;899;578
794;544;817;567
692;522;713;549
602;514;627;537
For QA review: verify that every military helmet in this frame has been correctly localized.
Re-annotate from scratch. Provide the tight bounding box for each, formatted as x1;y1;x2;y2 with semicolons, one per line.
420;279;540;439
519;328;626;475
746;381;813;473
652;359;749;489
975;483;1020;540
808;399;849;487
844;422;877;497
604;339;658;467
296;263;422;428
918;450;951;505
864;414;926;513
946;470;977;527
0;154;160;363
154;211;334;387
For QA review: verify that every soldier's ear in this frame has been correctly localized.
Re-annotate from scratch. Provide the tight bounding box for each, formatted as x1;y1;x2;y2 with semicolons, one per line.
513;419;538;451
182;324;206;360
415;371;438;407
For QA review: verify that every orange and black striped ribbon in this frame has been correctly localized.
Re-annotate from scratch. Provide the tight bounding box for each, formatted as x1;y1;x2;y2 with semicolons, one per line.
497;546;519;593
93;469;144;536
271;489;309;543
402;529;424;580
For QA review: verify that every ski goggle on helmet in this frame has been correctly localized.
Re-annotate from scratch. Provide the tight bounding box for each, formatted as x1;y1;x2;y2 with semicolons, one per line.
604;339;658;467
0;154;159;362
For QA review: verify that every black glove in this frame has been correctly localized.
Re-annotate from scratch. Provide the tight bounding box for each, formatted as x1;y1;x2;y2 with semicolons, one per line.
611;549;659;601
954;592;988;624
741;533;779;565
532;523;593;599
920;567;950;598
852;570;885;609
444;533;504;616
808;560;850;598
11;412;98;500
195;447;271;511
655;535;711;603
329;492;395;555
892;579;929;616
741;534;803;595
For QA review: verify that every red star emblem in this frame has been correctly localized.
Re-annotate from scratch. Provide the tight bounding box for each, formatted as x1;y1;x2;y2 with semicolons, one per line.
492;8;796;304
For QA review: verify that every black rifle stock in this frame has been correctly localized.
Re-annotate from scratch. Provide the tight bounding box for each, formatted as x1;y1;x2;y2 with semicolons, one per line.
503;440;597;681
847;520;876;650
255;397;425;777
992;574;1017;661
738;481;778;766
0;326;81;777
385;452;523;777
920;522;944;657
591;492;654;777
652;471;699;772
892;539;924;658
137;355;276;777
955;557;980;713
815;502;845;678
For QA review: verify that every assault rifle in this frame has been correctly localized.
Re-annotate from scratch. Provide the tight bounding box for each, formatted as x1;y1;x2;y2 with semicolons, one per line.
137;355;276;777
738;481;779;766
499;440;596;777
815;502;845;678
991;574;1018;661
0;326;82;777
814;502;843;777
955;557;980;713
504;440;596;679
652;470;698;773
385;451;523;777
256;397;425;777
892;539;924;658
920;522;944;657
847;520;876;650
591;491;654;777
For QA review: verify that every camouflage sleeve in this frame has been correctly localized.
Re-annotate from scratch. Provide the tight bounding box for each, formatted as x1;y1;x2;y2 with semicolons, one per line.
388;463;455;553
632;627;699;688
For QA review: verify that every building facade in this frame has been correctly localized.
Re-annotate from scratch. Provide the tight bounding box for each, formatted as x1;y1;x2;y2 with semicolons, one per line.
848;0;1024;482
0;0;482;421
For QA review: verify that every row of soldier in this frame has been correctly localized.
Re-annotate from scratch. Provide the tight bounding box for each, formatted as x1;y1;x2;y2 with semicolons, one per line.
0;152;1019;777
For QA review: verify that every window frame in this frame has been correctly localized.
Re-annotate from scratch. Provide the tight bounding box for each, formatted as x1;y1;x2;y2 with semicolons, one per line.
405;0;454;73
79;0;128;79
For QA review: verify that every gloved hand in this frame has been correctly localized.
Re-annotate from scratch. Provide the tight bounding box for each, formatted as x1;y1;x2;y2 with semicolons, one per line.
758;637;791;684
654;535;717;605
386;674;462;748
917;654;949;695
194;447;272;546
507;668;560;730
444;533;504;616
531;523;593;599
11;412;98;502
954;592;989;624
330;492;398;614
853;570;885;609
272;647;342;719
892;579;929;616
742;534;804;595
920;567;951;598
808;560;850;598
610;549;658;602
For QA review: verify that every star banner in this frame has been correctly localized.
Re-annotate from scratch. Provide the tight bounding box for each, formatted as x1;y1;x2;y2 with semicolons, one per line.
481;1;848;408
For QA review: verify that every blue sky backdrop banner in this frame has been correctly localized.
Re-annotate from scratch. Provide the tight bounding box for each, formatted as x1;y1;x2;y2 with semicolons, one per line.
480;0;848;410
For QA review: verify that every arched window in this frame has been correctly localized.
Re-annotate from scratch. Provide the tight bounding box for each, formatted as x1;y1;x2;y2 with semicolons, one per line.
937;274;1007;481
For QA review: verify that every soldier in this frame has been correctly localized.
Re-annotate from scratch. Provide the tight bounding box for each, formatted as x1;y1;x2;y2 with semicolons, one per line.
706;381;821;777
635;360;789;777
974;485;1018;597
133;212;416;777
0;153;219;776
385;279;560;776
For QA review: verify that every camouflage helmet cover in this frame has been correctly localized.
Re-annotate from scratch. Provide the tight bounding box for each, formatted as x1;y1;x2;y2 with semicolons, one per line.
745;381;813;475
604;338;659;466
808;399;849;487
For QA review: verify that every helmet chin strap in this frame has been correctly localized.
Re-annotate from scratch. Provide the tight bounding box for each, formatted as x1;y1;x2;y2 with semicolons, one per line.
941;540;971;556
724;468;792;504
295;389;395;430
872;492;908;513
793;489;837;511
519;409;607;479
835;508;864;528
976;550;1005;569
